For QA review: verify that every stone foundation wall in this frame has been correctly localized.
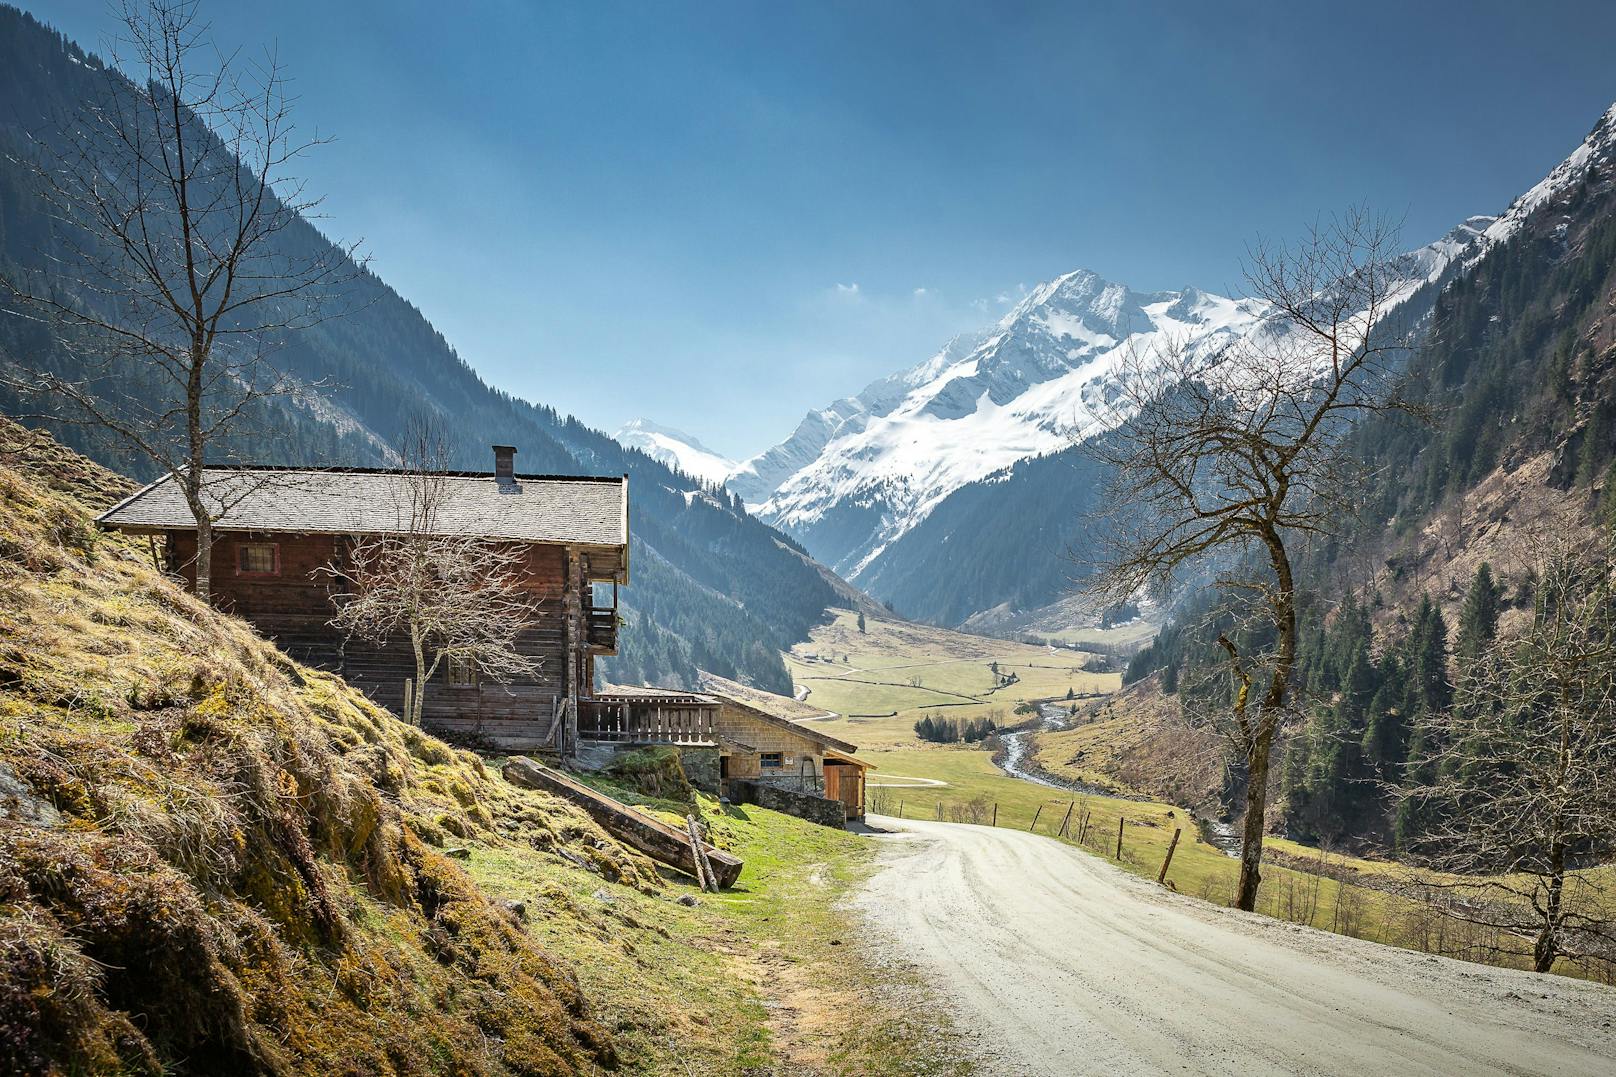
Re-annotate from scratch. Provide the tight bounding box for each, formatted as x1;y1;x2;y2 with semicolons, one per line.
730;779;847;828
677;747;721;794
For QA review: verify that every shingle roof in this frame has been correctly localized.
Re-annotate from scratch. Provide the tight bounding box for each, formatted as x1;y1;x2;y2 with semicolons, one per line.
97;467;628;548
704;689;858;754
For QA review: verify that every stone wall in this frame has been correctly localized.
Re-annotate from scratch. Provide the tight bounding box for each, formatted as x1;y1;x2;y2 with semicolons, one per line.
677;747;721;794
730;779;847;828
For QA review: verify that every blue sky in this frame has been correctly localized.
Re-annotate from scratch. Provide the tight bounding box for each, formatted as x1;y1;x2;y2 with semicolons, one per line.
31;1;1616;459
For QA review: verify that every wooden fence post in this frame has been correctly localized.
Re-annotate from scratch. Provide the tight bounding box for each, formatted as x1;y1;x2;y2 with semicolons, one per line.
898;800;904;819
992;802;998;827
1057;802;1074;838
1116;817;1125;859
1030;804;1044;831
1157;827;1182;885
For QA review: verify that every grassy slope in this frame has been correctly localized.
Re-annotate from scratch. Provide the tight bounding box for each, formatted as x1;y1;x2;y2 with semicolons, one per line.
0;421;967;1076
1029;673;1225;808
786;610;1118;749
790;608;1601;981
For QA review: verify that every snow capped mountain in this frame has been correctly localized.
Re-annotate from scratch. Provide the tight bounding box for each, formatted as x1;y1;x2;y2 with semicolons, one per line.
743;223;1495;584
742;272;1270;578
613;419;736;486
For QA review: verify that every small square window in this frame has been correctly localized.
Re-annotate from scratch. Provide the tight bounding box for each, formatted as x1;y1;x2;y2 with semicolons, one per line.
447;655;478;688
760;752;783;769
237;542;279;576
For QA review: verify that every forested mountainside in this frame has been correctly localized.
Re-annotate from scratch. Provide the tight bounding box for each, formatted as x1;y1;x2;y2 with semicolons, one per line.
0;6;839;693
1124;102;1616;851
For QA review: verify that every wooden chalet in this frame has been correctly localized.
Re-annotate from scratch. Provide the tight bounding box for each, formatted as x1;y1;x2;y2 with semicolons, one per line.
95;445;718;755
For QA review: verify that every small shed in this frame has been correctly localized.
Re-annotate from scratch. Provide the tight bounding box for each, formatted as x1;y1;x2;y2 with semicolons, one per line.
698;674;872;823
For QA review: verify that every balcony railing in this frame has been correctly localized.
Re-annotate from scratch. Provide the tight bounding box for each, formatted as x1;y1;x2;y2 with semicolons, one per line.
578;692;718;745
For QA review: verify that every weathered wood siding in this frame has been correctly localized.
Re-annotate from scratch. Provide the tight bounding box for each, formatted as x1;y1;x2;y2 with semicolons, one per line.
167;531;571;730
714;701;826;791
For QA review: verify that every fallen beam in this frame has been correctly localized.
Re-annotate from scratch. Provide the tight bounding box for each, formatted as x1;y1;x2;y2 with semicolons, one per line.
502;756;743;888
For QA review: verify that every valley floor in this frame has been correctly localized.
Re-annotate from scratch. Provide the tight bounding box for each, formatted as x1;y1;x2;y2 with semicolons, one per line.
856;818;1616;1076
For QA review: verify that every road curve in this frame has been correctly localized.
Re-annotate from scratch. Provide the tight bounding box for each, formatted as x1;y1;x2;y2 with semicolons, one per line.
853;817;1616;1076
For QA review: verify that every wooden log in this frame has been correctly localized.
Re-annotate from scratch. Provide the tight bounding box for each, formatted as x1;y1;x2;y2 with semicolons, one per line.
502;756;742;887
1158;827;1182;885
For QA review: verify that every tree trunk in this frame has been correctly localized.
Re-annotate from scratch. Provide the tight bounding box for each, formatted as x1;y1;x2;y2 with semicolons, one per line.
410;626;427;726
1236;727;1274;910
1235;526;1297;913
194;512;213;600
1534;847;1566;973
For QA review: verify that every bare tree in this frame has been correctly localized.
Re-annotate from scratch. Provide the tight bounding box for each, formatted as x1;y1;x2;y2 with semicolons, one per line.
324;428;543;727
1086;208;1421;910
1398;553;1616;974
1;0;361;596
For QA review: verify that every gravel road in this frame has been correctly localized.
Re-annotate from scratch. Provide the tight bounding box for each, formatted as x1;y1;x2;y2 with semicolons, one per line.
853;817;1616;1076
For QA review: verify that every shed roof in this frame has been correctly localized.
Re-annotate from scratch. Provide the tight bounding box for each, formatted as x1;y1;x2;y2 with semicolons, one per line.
97;467;629;551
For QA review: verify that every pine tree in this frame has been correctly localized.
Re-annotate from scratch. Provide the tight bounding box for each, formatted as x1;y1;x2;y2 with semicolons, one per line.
1406;595;1453;716
1455;563;1502;665
857;611;867;634
1360;650;1408;777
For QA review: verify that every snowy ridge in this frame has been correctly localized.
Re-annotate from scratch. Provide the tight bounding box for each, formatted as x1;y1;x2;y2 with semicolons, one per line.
1481;101;1616;249
613;418;736;486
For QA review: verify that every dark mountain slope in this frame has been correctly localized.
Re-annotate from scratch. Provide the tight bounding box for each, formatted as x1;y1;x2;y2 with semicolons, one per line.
0;5;840;692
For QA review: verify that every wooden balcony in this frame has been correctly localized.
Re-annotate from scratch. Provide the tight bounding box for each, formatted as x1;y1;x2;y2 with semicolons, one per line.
585;602;619;653
578;691;718;746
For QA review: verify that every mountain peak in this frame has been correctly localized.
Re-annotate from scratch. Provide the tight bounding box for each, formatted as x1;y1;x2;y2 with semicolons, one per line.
613;419;737;486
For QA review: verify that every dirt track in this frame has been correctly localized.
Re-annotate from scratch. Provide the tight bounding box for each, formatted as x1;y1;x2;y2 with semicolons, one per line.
854;818;1616;1076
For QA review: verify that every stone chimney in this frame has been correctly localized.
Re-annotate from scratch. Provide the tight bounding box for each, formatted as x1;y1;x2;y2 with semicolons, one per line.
493;445;517;486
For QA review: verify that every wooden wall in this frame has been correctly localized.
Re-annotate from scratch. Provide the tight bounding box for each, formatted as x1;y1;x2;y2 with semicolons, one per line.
714;700;826;789
168;530;572;728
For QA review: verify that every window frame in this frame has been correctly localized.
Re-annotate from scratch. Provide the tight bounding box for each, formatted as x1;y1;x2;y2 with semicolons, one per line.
446;654;479;689
759;751;783;769
235;541;281;578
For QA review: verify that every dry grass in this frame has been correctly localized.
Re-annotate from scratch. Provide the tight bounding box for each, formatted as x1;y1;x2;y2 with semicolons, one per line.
0;424;651;1075
1031;673;1224;808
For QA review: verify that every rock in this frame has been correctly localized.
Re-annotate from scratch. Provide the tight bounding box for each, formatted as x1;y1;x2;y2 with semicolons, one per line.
558;848;598;873
500;899;528;921
592;888;616;905
444;846;471;859
0;763;61;828
676;894;700;907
